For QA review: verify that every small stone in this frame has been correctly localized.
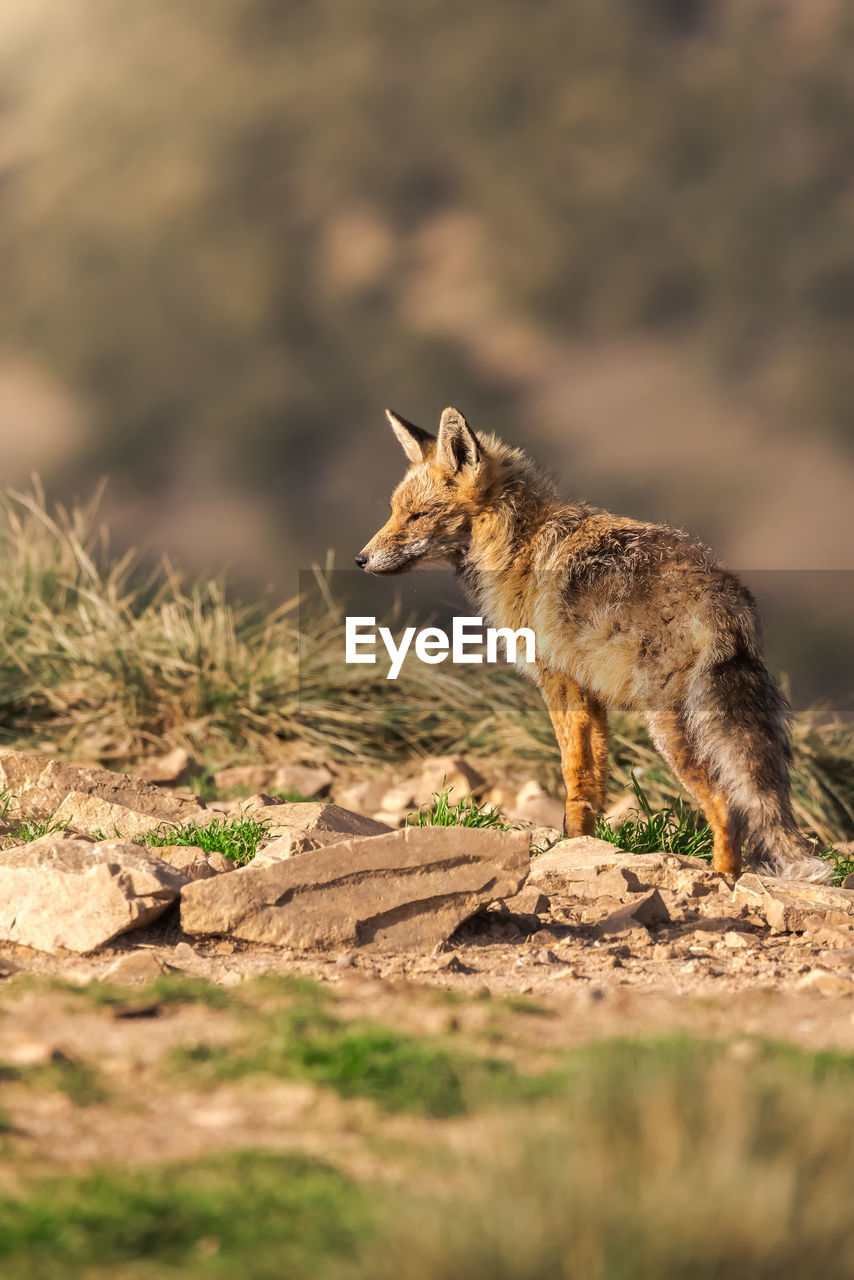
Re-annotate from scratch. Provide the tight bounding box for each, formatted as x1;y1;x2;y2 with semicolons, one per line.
212;765;276;793
269;763;334;798
534;948;559;965
417;756;487;801
136;748;201;787
4;1038;60;1067
334;777;397;815
529;929;555;947
104;951;167;984
438;953;477;974
598;889;671;934
155;846;233;880
723;930;755;949
508;782;566;829
796;968;854;997
335;953;357;968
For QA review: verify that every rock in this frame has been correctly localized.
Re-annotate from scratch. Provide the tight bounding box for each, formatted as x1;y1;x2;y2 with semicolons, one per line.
269;763;334;798
252;827;357;866
500;886;551;915
212;765;276;794
371;810;410;829
528;838;718;899
841;872;854;891
0;836;187;954
136;748;201;787
104;951;168;983
170;940;204;971
732;875;854;934
530;837;627;884
596;889;671;935
154;845;234;880
508;781;566;829
526;826;564;852
334;776;397;815
254;802;392;840
0;748;211;840
796;968;854;997
417;755;487;800
4;1037;62;1067
181;826;529;952
802;918;854;950
723;930;755;949
376;784;419;814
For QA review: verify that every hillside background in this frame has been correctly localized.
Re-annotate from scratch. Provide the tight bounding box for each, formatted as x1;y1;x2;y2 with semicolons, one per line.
0;0;852;709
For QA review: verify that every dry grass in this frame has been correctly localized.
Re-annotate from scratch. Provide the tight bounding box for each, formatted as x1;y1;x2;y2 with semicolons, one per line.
1;484;853;847
355;1038;854;1280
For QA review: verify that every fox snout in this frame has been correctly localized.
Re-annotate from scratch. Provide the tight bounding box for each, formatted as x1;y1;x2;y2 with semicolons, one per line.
354;534;425;575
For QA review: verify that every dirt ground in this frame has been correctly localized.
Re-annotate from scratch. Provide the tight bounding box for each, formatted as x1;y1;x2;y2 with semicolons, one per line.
3;873;854;1185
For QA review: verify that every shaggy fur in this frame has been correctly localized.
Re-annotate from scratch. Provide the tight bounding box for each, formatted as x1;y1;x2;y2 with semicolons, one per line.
357;407;829;881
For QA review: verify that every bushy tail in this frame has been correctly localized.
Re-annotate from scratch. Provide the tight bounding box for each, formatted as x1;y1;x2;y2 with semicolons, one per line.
685;646;833;884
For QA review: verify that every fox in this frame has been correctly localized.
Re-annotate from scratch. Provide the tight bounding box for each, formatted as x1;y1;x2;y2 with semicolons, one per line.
356;405;830;883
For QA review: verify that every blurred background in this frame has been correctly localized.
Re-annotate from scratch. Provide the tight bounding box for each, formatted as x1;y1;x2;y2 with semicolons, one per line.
1;0;852;705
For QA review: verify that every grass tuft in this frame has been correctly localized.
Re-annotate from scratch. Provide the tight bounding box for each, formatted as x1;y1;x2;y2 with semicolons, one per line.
595;774;715;861
406;784;513;831
143;814;271;866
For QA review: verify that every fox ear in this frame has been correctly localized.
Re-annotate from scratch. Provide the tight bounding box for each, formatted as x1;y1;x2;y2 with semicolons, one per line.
436;407;481;473
385;409;435;464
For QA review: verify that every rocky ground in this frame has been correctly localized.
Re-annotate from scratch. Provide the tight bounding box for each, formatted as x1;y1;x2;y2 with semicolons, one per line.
2;741;854;1190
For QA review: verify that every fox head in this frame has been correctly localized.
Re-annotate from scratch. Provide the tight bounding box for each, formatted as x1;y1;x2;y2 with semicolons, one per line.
356;406;489;575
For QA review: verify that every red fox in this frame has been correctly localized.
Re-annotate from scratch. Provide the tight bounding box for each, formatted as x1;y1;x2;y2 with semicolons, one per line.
356;406;829;882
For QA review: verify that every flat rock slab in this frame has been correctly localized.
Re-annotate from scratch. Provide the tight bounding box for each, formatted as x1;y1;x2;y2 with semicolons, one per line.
0;837;188;954
733;874;854;933
181;825;529;951
529;838;718;897
0;748;210;839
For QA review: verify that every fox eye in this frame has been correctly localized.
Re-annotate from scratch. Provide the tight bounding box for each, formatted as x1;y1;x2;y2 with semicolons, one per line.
407;511;427;522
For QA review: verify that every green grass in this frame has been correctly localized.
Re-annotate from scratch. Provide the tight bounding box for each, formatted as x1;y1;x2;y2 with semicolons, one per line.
172;999;557;1118
143;814;271;866
406;784;514;831
60;975;233;1011
8;815;72;843
0;1055;105;1107
595;774;715;862
0;1150;374;1280
595;775;854;883
6;1037;854;1279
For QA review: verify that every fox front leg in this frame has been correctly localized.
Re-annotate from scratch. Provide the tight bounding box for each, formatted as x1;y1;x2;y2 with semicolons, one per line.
539;670;607;837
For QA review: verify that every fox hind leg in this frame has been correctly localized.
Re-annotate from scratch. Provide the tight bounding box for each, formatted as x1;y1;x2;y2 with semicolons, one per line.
540;671;608;837
647;711;741;876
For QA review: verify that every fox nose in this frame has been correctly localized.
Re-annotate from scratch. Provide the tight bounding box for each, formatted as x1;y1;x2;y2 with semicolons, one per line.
354;553;368;569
